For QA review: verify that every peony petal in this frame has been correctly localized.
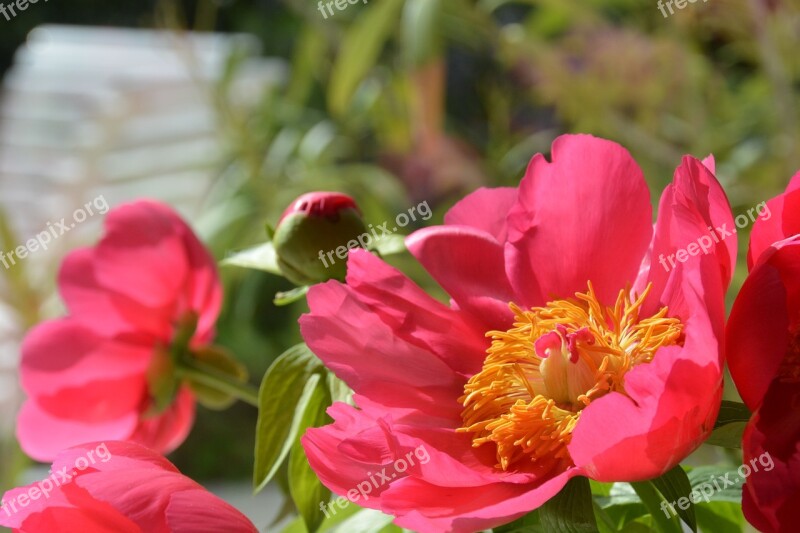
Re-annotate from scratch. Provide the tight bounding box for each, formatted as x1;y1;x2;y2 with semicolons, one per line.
93;200;191;309
36;375;146;424
345;250;489;376
748;171;800;268
636;156;735;333
406;226;519;332
52;441;180;474
741;380;800;533
302;403;398;508
727;245;796;410
20;320;153;424
166;490;257;533
21;320;151;387
179;217;222;344
129;387;196;455
16;402;138;462
301;280;464;420
71;470;185;531
506;134;652;307
319;397;538;489
2;482;141;532
444;186;517;242
2;441;255;533
58;247;173;340
383;469;583;533
701;154;715;175
383;422;538;488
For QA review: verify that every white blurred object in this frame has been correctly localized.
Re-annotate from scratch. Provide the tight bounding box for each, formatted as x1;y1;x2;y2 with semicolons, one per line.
0;24;285;455
0;25;287;228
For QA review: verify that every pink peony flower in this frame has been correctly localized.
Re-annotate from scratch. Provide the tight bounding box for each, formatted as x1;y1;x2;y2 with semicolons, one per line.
727;172;800;533
0;441;257;532
17;200;221;461
300;135;735;532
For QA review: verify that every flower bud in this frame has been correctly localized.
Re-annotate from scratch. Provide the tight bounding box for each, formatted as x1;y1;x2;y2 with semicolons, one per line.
273;192;368;285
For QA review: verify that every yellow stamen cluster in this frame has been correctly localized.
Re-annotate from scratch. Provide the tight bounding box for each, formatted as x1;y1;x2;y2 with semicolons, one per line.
458;282;683;473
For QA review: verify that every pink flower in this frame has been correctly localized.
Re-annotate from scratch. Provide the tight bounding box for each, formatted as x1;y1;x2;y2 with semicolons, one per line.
300;135;735;532
17;200;221;461
0;441;257;532
727;172;800;533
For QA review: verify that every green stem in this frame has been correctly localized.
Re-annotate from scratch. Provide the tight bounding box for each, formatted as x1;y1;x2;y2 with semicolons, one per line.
175;360;260;407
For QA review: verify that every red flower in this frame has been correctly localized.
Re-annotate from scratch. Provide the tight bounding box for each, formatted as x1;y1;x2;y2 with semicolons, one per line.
300;135;735;532
0;441;256;532
17;200;221;461
727;172;800;533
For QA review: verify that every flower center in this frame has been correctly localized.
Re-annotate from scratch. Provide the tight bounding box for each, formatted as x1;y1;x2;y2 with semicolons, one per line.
458;282;683;474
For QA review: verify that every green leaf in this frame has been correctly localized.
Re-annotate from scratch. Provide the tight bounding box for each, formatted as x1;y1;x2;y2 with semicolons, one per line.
600;501;648;530
714;400;752;428
329;508;399;533
280;517;308;533
286;25;328;106
282;502;401;533
145;346;179;416
401;0;443;67
281;501;364;533
649;465;697;532
686;466;745;503
274;285;310;306
539;476;599;533
597;482;642;507
371;233;407;257
592;501;620;533
706;400;751;448
630;480;683;533
590;480;612;497
327;372;354;405
222;242;283;276
185;345;250;410
706;422;747;448
254;344;324;492
695;501;744;531
620;520;657;532
596;482;649;531
288;374;333;533
493;511;542;532
328;0;405;116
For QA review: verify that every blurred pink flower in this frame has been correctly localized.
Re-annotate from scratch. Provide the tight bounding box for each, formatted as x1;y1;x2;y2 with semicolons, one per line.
727;172;800;533
0;441;256;532
300;135;735;532
17;200;221;461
